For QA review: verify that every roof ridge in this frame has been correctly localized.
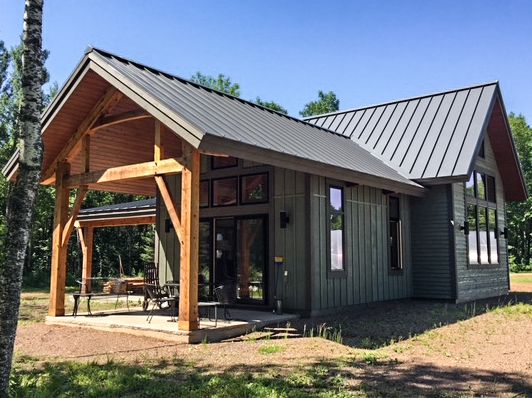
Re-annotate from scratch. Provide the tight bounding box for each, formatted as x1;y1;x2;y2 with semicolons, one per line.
303;81;500;121
88;47;348;138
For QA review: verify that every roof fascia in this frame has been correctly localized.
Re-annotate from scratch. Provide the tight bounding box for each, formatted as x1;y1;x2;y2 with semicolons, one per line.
491;85;528;199
200;134;425;197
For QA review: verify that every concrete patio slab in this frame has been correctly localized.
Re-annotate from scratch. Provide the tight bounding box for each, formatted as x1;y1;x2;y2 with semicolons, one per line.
46;307;298;343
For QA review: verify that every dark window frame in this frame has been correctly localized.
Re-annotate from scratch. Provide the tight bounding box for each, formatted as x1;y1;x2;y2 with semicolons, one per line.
327;184;347;278
200;180;210;208
211;156;238;170
211;176;239;207
388;195;403;272
465;170;499;266
239;172;269;205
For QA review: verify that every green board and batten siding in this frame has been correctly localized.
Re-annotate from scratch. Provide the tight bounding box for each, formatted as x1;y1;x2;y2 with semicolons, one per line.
452;136;509;302
308;176;413;314
155;175;181;286
273;168;308;311
410;185;455;299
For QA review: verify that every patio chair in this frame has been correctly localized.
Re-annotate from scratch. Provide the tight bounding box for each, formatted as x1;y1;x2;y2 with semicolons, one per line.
142;262;167;311
214;283;237;321
145;283;178;323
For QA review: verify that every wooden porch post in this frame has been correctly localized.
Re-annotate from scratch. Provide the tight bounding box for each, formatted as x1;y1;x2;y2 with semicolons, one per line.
78;226;94;294
48;162;70;316
178;143;200;331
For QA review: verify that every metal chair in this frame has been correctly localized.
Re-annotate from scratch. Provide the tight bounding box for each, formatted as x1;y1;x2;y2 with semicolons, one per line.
214;283;236;321
142;262;167;311
144;283;178;323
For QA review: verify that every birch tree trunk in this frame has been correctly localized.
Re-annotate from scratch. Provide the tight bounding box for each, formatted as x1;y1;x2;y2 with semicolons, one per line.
0;0;44;395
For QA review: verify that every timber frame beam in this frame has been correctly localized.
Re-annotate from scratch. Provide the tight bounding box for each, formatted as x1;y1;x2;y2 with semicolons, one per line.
64;158;185;188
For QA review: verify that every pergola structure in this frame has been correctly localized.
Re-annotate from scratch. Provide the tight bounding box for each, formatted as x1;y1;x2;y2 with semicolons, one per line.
47;111;200;331
12;68;205;330
75;199;156;293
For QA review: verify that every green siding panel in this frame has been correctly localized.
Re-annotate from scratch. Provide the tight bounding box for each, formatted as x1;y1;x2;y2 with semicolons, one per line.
453;136;509;302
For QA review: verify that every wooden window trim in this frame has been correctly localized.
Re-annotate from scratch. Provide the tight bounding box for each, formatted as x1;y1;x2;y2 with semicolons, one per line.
327;184;347;278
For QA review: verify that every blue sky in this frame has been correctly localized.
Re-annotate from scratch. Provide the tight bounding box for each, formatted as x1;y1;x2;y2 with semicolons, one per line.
1;0;531;121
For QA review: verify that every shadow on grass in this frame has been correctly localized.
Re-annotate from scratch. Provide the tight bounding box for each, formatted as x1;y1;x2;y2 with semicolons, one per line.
11;355;531;397
291;292;532;350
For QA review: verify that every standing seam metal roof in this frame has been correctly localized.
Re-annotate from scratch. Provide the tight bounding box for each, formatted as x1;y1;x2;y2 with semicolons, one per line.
86;48;422;192
304;83;499;181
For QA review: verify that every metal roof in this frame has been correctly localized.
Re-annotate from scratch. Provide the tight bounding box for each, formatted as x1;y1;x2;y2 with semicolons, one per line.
78;198;155;221
305;82;499;182
84;48;422;195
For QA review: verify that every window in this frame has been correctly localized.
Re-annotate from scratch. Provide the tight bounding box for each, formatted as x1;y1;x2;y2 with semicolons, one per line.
212;177;238;206
200;180;209;208
466;170;498;265
211;156;238;169
478;139;485;158
328;186;344;272
241;173;268;204
389;196;403;270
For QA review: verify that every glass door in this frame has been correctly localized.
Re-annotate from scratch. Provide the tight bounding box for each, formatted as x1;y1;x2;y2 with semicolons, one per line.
236;216;267;304
214;218;237;285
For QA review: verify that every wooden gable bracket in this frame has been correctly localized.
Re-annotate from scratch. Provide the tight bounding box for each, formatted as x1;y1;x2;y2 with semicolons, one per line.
61;185;88;247
155;175;183;242
41;87;124;184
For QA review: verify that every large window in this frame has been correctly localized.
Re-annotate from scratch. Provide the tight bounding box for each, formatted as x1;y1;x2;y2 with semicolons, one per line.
389;196;403;271
328;186;345;272
466;170;498;265
241;173;268;204
212;177;238;206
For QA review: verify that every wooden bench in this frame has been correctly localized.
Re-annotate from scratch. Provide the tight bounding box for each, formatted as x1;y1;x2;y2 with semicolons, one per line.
72;278;130;316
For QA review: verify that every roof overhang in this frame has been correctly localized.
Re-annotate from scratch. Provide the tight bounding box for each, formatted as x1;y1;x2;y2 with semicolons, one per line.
3;47;424;197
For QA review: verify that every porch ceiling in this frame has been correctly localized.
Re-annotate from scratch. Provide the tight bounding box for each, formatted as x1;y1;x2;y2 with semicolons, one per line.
40;71;183;196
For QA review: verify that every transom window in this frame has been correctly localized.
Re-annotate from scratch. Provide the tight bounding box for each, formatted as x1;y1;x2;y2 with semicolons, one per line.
328;186;345;272
466;170;498;265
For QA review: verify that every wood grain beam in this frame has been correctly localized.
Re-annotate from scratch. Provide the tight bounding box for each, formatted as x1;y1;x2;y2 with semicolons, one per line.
178;143;200;331
65;158;184;188
62;185;88;247
41;87;123;182
155;175;183;242
75;215;155;229
78;226;94;294
48;162;70;317
91;110;152;131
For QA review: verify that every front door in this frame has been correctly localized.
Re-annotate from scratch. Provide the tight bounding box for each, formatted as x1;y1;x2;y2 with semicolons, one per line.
200;216;267;304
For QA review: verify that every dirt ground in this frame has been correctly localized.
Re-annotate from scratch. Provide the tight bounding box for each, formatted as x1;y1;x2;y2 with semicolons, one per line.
14;275;532;397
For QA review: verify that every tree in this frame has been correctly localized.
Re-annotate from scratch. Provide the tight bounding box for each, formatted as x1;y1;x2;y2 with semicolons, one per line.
299;90;340;117
190;72;240;97
0;0;45;394
507;113;532;270
254;97;288;115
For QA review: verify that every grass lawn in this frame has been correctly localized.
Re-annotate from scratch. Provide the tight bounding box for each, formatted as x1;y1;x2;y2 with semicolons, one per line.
10;277;532;397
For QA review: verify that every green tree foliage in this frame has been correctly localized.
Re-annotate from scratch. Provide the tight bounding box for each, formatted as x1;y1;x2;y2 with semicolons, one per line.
254;97;288;115
299;90;340;117
190;72;240;97
507;113;532;270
